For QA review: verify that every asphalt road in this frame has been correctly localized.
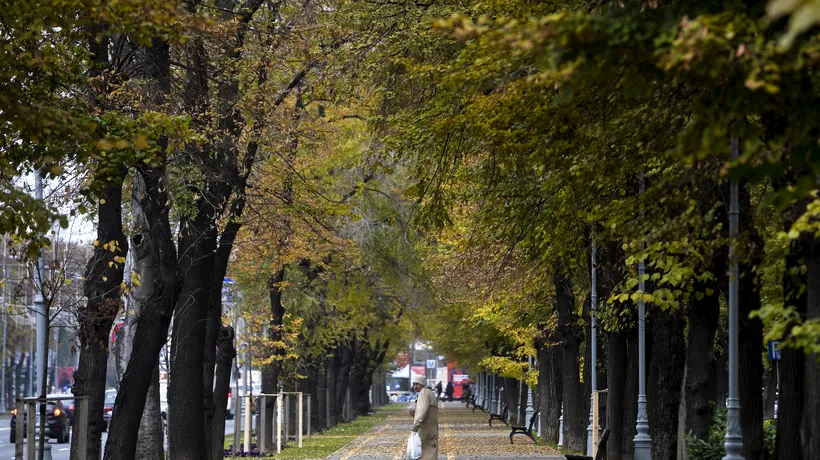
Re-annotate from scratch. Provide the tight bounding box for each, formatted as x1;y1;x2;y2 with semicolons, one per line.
0;418;244;459
0;425;89;460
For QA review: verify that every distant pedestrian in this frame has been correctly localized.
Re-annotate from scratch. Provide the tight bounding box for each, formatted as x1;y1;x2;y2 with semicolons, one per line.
409;375;438;459
435;381;443;400
461;382;471;402
445;381;454;402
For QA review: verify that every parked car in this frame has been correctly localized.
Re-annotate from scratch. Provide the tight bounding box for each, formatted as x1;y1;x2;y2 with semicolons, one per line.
10;400;71;444
103;389;116;432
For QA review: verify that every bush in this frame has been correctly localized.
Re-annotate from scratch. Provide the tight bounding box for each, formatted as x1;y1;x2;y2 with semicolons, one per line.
685;409;776;460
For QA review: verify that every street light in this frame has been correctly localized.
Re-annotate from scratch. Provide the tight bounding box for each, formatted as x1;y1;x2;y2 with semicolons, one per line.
722;135;743;460
633;174;652;460
587;234;597;456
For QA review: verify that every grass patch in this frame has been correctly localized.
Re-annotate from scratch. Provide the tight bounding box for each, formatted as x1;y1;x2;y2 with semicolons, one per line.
225;404;401;459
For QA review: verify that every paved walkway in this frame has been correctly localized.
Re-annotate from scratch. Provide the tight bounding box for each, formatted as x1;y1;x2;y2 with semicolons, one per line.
328;401;563;460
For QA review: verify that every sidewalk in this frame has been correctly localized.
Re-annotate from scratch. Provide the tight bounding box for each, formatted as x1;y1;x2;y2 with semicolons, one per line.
327;401;563;460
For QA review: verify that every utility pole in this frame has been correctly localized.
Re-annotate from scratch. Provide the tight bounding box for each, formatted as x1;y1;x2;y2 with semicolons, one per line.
634;174;652;459
34;171;47;399
587;234;598;456
723;135;743;459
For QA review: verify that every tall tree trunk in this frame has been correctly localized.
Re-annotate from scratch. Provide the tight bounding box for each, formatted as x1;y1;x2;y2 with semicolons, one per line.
261;268;286;448
711;330;728;411
678;272;721;459
211;326;236;460
622;330;639;457
647;307;685;460
802;234;820;458
70;26;128;460
606;329;627;460
595;239;629;460
104;159;178;460
327;356;338;427
762;365;776;420
776;233;808;460
117;191;164;460
334;343;354;421
554;271;585;452
167;204;217;460
738;184;766;460
137;366;164;460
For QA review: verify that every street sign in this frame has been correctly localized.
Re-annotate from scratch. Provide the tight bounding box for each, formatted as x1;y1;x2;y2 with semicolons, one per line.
426;359;436;369
768;340;781;361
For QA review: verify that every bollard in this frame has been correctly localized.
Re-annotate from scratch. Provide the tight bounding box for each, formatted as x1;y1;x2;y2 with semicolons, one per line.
260;395;267;453
307;394;311;440
298;392;303;448
42;443;52;460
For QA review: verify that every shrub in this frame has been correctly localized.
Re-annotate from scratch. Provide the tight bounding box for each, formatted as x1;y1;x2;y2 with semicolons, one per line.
685;409;776;460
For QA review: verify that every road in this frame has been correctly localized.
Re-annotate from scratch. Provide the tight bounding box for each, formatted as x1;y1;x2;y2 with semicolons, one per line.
0;424;89;460
0;418;247;459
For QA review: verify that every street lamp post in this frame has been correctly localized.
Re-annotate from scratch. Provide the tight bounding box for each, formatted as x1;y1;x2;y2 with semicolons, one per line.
0;235;7;413
587;235;598;456
525;356;535;426
33;171;47;399
634;174;652;460
723;135;743;460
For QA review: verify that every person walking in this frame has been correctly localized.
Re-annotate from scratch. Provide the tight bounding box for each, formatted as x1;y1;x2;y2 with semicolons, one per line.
435;381;443;400
409;375;438;460
445;381;454;402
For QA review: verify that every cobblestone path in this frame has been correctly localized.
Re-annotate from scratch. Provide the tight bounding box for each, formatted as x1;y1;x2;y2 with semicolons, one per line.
327;401;563;460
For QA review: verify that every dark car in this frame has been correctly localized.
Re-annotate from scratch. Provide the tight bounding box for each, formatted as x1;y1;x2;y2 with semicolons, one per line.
10;401;70;444
48;394;74;424
103;389;116;431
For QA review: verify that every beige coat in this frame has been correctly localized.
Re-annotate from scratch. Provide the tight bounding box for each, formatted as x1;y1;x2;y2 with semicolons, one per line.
412;387;439;460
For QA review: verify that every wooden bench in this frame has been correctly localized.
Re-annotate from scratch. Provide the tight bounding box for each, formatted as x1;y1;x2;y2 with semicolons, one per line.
510;409;539;444
488;402;509;427
472;398;486;413
465;394;476;408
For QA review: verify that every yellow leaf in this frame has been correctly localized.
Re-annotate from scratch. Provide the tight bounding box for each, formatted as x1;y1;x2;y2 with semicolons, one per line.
96;139;113;150
63;279;72;286
134;135;149;150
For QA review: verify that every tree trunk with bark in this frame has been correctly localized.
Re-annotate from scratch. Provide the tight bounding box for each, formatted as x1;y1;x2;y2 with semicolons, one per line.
261;268;286;449
137;366;164;460
327;356;338;426
737;184;766;460
762;365;776;420
554;271;585;452
711;331;728;411
678;272;721;459
210;326;236;460
606;329;628;460
776;233;808;460
333;343;354;421
104;159;178;460
802;234;820;458
647;307;685;460
622;331;639;457
70;26;129;460
167;208;217;460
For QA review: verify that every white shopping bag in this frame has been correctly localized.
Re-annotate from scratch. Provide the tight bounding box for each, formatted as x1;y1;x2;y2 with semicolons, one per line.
406;431;422;460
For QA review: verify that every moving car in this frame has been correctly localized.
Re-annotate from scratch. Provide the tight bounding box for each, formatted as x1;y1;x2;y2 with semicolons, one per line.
9;400;71;444
103;389;116;432
48;394;74;424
